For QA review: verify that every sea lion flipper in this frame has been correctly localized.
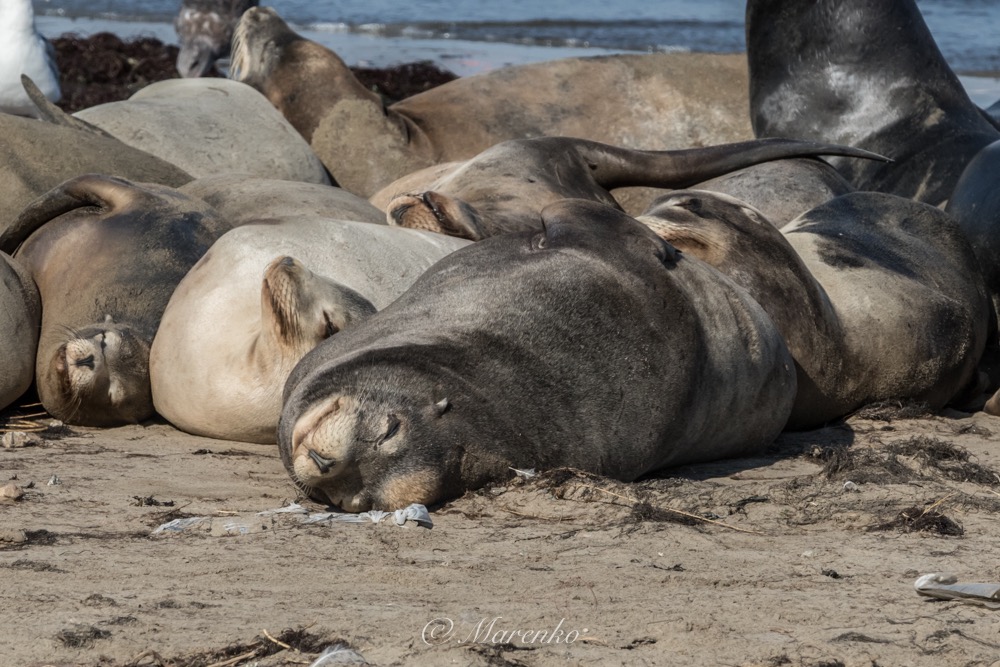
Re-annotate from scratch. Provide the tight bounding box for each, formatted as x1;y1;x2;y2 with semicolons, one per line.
20;74;114;138
576;137;891;191
0;174;136;255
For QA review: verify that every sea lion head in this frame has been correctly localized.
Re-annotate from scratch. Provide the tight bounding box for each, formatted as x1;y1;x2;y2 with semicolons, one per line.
261;255;376;352
46;316;152;427
637;190;774;266
175;0;259;78
230;6;300;87
283;386;456;512
386;191;487;240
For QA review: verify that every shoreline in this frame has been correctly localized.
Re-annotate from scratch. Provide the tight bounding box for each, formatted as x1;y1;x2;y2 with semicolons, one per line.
37;15;1000;106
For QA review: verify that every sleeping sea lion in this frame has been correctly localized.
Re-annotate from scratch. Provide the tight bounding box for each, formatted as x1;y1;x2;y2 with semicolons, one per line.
278;200;796;511
150;218;469;443
639;190;990;427
374;137;886;240
0;175;231;426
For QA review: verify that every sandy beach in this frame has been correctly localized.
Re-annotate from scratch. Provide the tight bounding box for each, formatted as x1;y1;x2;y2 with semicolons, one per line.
3;404;1000;666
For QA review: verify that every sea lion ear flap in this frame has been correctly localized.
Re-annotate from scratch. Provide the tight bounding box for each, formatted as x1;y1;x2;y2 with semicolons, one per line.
0;174;137;255
20;75;114;138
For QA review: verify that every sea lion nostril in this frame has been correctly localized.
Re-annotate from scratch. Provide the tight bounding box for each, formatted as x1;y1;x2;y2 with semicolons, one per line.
75;354;95;369
308;449;335;474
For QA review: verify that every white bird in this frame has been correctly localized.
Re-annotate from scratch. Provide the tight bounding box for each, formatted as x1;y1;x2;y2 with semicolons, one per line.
0;0;61;117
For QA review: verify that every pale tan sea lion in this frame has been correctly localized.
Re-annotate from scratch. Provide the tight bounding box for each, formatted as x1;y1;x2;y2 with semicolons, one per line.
150;217;470;443
230;7;752;197
74;78;330;185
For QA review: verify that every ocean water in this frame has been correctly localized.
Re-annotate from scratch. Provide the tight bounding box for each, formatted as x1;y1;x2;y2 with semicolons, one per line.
30;0;1000;102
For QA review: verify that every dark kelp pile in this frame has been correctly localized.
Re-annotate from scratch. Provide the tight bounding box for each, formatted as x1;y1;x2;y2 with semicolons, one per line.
50;32;458;113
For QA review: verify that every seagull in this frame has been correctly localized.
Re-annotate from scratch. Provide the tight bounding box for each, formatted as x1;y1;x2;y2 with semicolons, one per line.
174;0;259;77
0;0;61;117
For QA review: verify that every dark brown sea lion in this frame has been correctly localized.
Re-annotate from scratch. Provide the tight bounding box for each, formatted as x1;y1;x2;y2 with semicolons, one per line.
230;7;752;197
639;190;990;428
0;175;231;426
374;137;886;241
747;0;999;206
278;200;796;511
0;252;40;411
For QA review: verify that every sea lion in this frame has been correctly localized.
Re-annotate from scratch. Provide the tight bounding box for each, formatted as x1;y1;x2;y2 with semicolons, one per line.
639;190;989;428
0;174;232;427
375;137;886;241
179;174;384;226
75;78;330;185
0;113;192;235
747;0;999;205
0;252;40;411
150;217;470;443
946;140;1000;316
175;0;259;77
231;7;752;197
684;158;855;229
277;199;796;511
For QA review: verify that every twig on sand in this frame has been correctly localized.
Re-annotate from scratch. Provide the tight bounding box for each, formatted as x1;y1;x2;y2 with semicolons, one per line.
263;628;294;651
921;492;957;516
205;648;261;667
575;483;764;535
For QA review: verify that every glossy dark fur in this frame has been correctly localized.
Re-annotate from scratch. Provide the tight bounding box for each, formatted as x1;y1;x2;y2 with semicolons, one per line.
640;191;989;428
747;0;999;205
278;200;796;511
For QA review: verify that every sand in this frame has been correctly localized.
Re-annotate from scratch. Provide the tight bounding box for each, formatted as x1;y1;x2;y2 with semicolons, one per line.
2;403;1000;667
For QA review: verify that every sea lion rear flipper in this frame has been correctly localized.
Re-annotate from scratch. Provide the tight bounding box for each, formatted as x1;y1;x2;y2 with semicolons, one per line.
20;74;114;138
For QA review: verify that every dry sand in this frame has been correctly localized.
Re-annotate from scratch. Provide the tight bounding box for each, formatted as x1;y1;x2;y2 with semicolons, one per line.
2;403;1000;667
